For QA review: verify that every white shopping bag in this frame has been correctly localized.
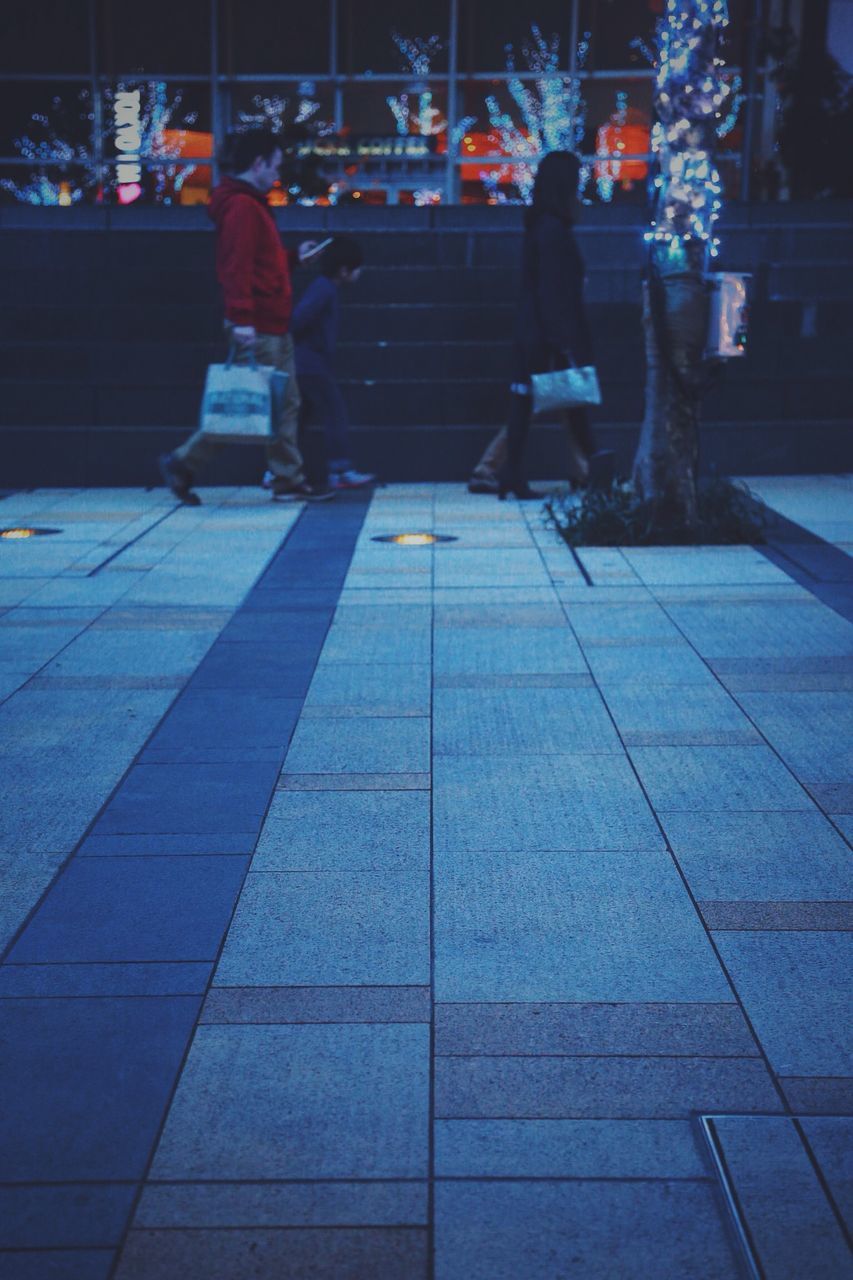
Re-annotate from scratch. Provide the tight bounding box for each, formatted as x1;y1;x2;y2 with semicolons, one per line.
531;365;602;416
200;353;286;442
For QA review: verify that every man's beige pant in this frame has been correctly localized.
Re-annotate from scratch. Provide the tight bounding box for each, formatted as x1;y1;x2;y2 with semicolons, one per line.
175;330;305;485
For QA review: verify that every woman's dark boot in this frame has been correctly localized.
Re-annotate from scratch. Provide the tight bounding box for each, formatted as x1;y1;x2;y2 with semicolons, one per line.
498;392;544;500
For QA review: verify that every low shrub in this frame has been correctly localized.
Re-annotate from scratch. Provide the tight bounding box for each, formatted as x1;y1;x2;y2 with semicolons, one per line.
544;478;768;547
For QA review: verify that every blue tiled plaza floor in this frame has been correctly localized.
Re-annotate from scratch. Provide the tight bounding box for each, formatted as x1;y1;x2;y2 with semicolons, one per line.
0;478;851;1279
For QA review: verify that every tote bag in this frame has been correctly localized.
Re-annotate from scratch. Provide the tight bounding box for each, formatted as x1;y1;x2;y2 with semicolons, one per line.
200;350;287;443
531;364;602;416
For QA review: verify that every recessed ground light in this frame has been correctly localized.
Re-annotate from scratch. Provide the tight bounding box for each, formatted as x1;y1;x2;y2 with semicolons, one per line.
371;533;458;546
0;527;62;540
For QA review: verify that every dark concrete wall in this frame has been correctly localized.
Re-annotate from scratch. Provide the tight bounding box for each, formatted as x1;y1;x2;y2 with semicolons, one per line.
1;202;851;485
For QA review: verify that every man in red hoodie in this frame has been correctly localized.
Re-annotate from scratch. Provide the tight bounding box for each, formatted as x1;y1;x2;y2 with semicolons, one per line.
159;129;331;504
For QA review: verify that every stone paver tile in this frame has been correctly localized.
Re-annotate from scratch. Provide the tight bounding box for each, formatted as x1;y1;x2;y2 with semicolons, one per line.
0;623;96;674
0;961;211;998
0;685;177;755
434;548;550;587
711;656;853;676
434;1181;738;1280
304;662;430;715
700;901;853;930
723;672;853;692
0;849;65;952
434;672;593;689
150;1024;429;1179
573;548;642;585
147;690;302;751
115;1227;427;1280
623;545;790;586
601;682;760;747
736;691;853;783
435;849;730;1003
801;1117;853;1231
0;1248;114;1278
711;1116;851;1280
43;628;217;679
0;669;31;701
582;643;717;686
8;856;246;964
318;624;432;664
253;789;429;872
433;626;587;676
332;603;432;628
434;603;567;629
92;760;279;835
810;782;853;811
280;772;430;791
435;1055;782;1119
284;716;429;774
564;601;683;644
434;1118;707;1178
0;579;44;606
202;985;430;1023
434;755;664;853
557;585;653;604
0;1184;135;1249
78;832;257;856
140;745;285;765
134;1181;427;1229
431;587;559;605
782;1078;853;1115
433;685;620;756
0;772;134;858
659;811;853;901
665;601;853;660
338;588;435;604
215;870;429;987
714;931;853;1077
630;744;812;811
434;1002;755;1057
831;813;853;841
0;996;199;1180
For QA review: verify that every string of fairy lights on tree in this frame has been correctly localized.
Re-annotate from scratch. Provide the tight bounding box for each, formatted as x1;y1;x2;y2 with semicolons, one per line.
1;83;198;205
481;25;589;202
643;0;742;261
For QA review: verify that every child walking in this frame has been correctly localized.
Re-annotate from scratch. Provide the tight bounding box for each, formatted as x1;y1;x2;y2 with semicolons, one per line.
270;236;375;492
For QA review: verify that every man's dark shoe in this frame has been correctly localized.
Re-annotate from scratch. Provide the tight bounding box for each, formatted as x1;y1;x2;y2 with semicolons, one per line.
270;478;336;503
159;453;201;505
468;476;499;495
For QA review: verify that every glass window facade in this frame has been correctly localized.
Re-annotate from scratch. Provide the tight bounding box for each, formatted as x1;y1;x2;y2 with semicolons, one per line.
0;0;774;208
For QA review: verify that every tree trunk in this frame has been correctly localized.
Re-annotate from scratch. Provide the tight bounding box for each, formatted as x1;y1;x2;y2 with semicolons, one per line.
632;254;708;533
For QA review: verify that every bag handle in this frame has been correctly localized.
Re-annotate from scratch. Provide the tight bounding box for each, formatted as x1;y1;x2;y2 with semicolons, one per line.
224;339;257;371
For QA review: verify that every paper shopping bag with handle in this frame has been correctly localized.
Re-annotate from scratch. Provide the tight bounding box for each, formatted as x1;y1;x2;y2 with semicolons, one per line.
200;348;287;443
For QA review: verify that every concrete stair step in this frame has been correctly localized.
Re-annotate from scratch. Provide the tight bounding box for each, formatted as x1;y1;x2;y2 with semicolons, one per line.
1;419;848;487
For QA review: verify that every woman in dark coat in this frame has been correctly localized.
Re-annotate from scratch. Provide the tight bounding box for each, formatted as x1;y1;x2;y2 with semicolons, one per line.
495;151;597;499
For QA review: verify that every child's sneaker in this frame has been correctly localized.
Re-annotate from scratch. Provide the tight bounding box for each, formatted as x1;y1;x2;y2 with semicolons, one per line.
329;469;376;490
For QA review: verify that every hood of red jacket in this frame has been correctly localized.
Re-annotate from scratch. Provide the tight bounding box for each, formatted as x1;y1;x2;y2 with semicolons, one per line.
208;176;270;226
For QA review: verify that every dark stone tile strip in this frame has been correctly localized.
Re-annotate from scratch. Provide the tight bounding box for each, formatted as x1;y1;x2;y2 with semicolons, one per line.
434;1056;783;1120
115;1226;429;1279
0;493;371;1273
433;1002;758;1057
702;901;853;931
755;508;853;626
781;1077;853;1115
201;985;432;1024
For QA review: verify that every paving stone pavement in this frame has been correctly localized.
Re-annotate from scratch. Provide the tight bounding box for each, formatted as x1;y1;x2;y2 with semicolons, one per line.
0;479;851;1279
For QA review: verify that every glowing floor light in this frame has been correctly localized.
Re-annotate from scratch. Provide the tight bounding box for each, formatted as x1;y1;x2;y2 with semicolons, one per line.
371;533;458;546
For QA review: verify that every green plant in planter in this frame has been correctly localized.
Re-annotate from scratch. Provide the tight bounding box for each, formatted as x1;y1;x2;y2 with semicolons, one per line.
544;478;768;548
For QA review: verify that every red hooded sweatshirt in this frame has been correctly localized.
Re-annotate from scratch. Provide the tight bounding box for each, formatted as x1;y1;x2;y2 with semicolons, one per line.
208;176;298;334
